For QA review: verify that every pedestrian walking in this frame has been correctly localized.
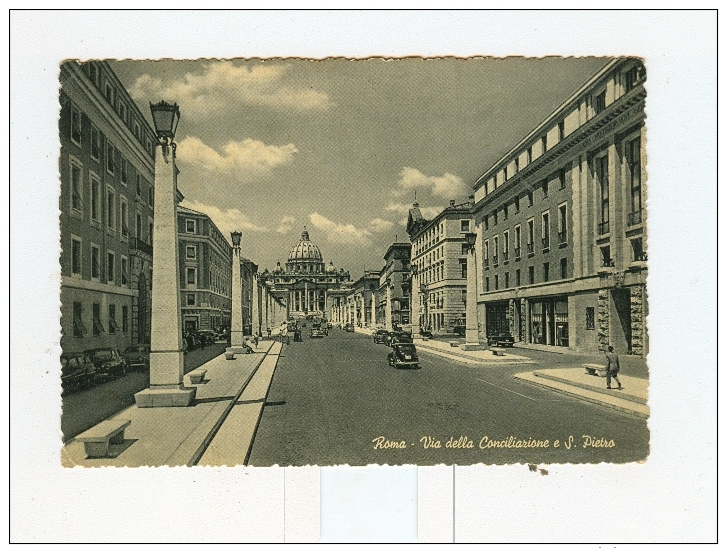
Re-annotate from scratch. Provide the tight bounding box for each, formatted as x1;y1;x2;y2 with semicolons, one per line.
606;345;623;390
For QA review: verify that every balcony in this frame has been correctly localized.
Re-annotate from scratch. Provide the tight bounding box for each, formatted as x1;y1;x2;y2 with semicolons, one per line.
526;243;534;256
502;251;509;262
598;221;610;235
558;231;567;245
541;238;550;251
130;237;153;256
514;247;521;260
492;254;499;266
628;209;643;226
482;258;489;268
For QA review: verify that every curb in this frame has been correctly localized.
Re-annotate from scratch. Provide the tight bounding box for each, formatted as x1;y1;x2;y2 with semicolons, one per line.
187;343;277;466
514;371;649;418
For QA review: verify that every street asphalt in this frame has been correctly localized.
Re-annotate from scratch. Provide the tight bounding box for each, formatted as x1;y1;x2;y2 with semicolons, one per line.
247;327;650;466
60;343;225;442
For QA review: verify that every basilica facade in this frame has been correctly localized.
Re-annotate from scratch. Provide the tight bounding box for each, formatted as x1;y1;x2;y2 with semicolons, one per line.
259;227;351;321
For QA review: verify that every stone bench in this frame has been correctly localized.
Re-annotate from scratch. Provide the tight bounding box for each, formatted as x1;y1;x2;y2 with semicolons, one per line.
584;363;608;377
75;419;131;458
188;369;207;384
491;348;507;356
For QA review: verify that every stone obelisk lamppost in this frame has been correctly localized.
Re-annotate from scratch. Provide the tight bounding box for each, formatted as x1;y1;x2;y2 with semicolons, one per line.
251;267;260;338
135;101;196;407
227;231;246;356
462;231;484;351
410;264;420;338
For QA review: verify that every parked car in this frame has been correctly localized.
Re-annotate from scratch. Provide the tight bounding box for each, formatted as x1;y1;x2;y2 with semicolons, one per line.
310;329;325;339
84;348;127;378
61;352;96;393
387;343;420;369
344;323;355;332
123;344;150;369
387;331;413;346
419;327;434;339
373;329;389;344
215;332;229;343
197;330;217;346
487;332;515;347
451;318;466;336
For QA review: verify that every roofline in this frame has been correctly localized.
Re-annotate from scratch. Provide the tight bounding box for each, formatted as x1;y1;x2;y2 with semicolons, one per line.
474;58;622;189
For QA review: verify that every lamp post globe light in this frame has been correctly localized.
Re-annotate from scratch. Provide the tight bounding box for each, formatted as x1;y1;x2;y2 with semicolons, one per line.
462;231;484;351
134;101;197;407
226;230;247;357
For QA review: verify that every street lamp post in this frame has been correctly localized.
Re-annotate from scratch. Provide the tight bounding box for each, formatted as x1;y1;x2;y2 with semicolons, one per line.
410;264;421;338
462;231;484;351
135;101;196;407
227;231;246;356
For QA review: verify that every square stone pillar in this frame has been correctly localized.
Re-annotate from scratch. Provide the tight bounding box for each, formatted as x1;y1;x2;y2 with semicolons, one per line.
251;273;260;337
463;245;484;351
135;143;196;407
228;248;246;354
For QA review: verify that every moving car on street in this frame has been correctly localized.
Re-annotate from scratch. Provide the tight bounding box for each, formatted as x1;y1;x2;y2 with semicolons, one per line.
387;331;413;346
373;329;389;344
387;342;420;369
61;352;96;393
310;328;325;338
84;348;127;379
344;323;355;332
123;344;150;370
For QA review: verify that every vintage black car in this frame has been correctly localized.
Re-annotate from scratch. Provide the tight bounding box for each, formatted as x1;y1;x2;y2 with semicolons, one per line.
344;323;355;332
84;348;127;378
61;352;96;393
123;344;150;369
387;343;420;369
387;331;413;346
372;329;389;344
487;332;515;347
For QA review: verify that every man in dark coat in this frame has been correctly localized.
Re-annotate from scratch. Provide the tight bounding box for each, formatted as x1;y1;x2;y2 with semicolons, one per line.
606;346;623;390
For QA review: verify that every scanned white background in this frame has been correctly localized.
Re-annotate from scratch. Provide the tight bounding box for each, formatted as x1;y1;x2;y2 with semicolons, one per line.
9;9;716;543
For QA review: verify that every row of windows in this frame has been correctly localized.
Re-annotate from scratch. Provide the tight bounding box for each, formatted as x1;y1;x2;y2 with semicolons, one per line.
480;61;646;198
67;99;155;208
69;235;132;286
67;154;154;246
72;301;128;338
484;258;569;292
82;61;155;156
413;219;471;257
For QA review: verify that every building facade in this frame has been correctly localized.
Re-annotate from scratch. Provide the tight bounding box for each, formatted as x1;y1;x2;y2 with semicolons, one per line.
375;243;412;328
59;60;157;354
177;206;232;335
471;57;647;355
260;227;351;321
407;198;474;334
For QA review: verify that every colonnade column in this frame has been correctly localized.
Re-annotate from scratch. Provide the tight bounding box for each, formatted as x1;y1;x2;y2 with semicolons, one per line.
251;272;260;338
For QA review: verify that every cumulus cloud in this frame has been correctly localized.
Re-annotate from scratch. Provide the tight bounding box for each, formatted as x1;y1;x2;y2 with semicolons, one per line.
181;200;268;240
177;136;298;179
368;218;394;233
308;212;374;246
276;216;297;234
129;62;331;118
395;167;470;198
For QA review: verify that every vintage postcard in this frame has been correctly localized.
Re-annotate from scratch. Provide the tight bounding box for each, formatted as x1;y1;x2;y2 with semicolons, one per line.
57;56;650;467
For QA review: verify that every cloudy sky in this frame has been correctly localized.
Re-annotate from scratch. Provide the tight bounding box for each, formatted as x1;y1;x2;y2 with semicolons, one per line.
111;57;608;277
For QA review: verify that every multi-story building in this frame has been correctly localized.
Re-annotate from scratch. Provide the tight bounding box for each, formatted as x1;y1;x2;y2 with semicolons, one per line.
375;243;412;328
407;198;475;334
260;227;351;321
177;206;232;335
59;60;157;354
349;271;380;327
471;57;647;355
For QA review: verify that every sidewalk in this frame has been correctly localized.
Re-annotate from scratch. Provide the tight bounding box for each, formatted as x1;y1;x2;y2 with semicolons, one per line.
515;368;649;418
355;326;533;365
62;340;281;467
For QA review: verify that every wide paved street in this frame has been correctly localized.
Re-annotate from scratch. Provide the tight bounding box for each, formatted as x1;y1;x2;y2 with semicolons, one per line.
248;328;649;466
61;343;225;442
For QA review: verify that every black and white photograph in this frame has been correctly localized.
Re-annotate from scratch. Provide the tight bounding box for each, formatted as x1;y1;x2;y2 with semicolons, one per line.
11;10;715;543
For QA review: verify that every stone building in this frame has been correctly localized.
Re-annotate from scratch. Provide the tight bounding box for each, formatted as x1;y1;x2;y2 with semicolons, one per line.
375;243;412;329
470;57;647;355
260;227;351;321
59;60;157;354
407;198;475;334
177;205;232;335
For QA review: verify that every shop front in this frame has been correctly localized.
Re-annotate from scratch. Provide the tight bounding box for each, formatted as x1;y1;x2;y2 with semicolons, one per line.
529;297;569;347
